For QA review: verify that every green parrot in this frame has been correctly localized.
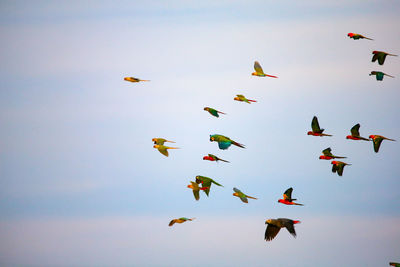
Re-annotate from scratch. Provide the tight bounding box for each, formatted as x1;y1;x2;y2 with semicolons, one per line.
195;175;223;196
232;187;257;203
203;153;230;163
187;181;208;201
169;217;195;226
152;138;175;145
234;94;257;104
264;218;301;241
124;77;150;82
369;135;396;153
346;123;370;141
369;71;394;81
319;147;346;160
252;61;278;78
389;262;400;267
209;134;245;150
372;51;398;65
153;144;179;157
331;161;351;176
204;107;226;118
347;33;373;40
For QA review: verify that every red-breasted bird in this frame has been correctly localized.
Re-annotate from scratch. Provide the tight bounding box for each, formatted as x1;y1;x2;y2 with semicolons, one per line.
264;218;301;241
153;144;179;157
203;154;229;163
319;147;346;160
169;217;195;226
278;188;303;206
234;94;257;104
331;161;351;176
210;134;245;150
152;138;176;145
252;61;278;78
346;124;370;141
389;262;400;267
195;175;223;196
204;107;226;118
347;33;373;40
307;116;332;136
232;187;257;203
372;51;398;65
187;181;208;201
124;77;150;82
369;71;394;81
369;135;396;153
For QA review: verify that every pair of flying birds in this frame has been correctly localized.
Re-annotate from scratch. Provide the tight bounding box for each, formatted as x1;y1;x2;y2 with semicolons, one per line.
152;138;179;157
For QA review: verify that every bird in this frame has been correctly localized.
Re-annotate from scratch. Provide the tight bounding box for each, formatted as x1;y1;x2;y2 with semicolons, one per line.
204;107;226;118
346;124;370;141
252;61;278;78
319;147;347;160
264;218;301;241
153;144;179;157
234;94;257;104
369;71;394;81
278;188;303;206
124;77;150;82
232;187;257;203
169;217;195;226
187;181;208;201
203;154;230;163
389;262;400;267
369;135;396;153
331;161;351;176
152;138;176;145
371;51;398;65
347;33;373;40
307;116;332;136
209;134;245;150
195;175;223;196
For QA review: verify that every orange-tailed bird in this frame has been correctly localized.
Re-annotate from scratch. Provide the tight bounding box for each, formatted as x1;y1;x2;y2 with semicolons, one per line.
372;51;398;65
346;124;370;141
319;147;346;160
124;77;150;82
369;135;396;153
252;61;278;78
234;94;257;104
264;218;301;241
232;187;257;203
347;33;373;40
278;188;303;206
169;217;195;226
307;116;332;136
331;161;351;176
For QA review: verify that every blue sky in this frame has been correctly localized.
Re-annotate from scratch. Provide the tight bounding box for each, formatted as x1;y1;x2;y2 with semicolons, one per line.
0;1;399;266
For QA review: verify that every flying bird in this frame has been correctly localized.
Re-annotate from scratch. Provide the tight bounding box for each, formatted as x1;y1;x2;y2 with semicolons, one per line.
252;61;278;78
346;124;370;141
204;107;226;118
264;218;301;241
369;71;394;81
234;94;257;104
347;33;373;40
371;51;398;65
169;217;195;227
232;187;257;203
278;188;303;206
369;135;396;153
153;144;179;157
389;262;400;267
331;161;351;176
307;116;332;136
319;147;346;160
195;175;223;196
209;134;245;150
152;138;176;145
187;181;208;201
124;77;150;82
203;154;230;163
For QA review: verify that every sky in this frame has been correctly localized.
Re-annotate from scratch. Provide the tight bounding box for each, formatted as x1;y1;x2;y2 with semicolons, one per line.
0;0;399;266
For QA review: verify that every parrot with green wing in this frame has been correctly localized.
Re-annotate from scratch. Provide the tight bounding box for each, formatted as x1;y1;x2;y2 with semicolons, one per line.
389;262;400;267
264;218;301;241
278;188;303;206
307;116;332;136
124;77;150;83
187;181;208;201
369;71;394;81
203;107;226;118
152;138;176;145
331;161;351;176
252;61;278;78
195;175;223;196
372;51;398;65
232;187;257;203
169;217;195;227
203;154;230;163
319;147;346;160
234;94;257;104
346;124;370;141
347;33;373;40
153;144;179;157
369;135;396;153
209;134;245;150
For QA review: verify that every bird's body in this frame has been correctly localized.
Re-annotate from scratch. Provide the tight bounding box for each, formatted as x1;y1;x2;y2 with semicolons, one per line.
346;124;370;141
204;107;226;118
369;71;394;81
195;176;223;196
331;161;351;176
264;218;301;241
278;188;303;206
347;33;373;40
203;154;230;163
252;61;278;78
209;134;245;150
234;94;257;104
124;77;150;83
187;181;208;201
232;187;257;203
372;51;398;65
152;138;176;145
153;144;179;157
369;135;396;153
389;262;400;267
307;116;332;136
169;217;195;226
319;147;347;160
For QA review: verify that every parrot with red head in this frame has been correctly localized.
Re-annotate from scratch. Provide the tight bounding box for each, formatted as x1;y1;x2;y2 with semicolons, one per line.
347;33;373;40
369;135;396;153
372;51;398;65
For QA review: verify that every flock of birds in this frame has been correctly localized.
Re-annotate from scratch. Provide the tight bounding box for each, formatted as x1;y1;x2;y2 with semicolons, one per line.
124;32;398;264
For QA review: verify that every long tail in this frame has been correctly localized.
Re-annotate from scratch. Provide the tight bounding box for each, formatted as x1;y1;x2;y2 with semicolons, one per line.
166;140;176;143
321;133;333;136
294;203;304;206
247;196;257;200
140;80;151;82
334;156;347;159
265;74;278;78
217;158;230;163
232;141;245;148
359;136;370;141
188;218;196;221
218;111;227;115
364;37;373;40
384;137;396;141
248;99;257;102
166;146;180;149
388;53;398;56
385;74;395;78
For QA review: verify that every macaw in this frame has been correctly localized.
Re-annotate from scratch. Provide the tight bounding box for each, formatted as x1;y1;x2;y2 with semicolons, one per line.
203;154;230;163
234;94;257;104
124;77;150;82
152;138;176;145
319;147;346;160
346;124;370;141
195;175;223;196
372;51;398;65
232;187;257;203
204;107;226;118
252;61;278;78
169;217;195;226
369;71;394;81
153;144;179;157
307;116;332;136
187;181;208;201
369;135;396;153
278;188;303;206
209;134;245;150
389;262;400;267
264;218;301;241
347;33;373;40
331;161;351;176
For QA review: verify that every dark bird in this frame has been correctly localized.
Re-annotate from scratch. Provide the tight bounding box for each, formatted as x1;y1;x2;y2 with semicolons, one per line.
264;218;301;241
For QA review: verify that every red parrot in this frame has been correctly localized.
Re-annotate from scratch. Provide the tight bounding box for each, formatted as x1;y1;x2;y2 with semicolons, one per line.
346;124;370;141
369;135;396;153
347;33;373;40
319;147;346;160
278;188;303;206
331;161;351;176
307;116;332;136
